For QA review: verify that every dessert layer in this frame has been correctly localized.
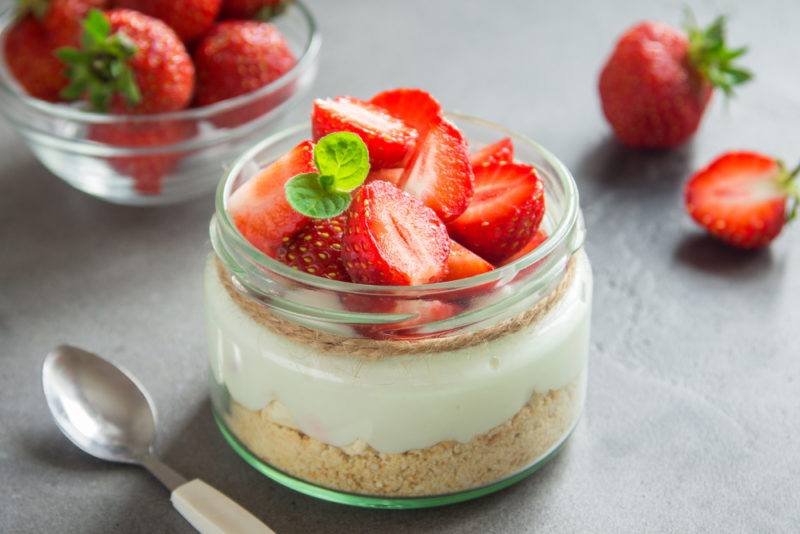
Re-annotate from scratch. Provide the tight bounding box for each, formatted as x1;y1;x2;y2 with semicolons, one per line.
204;251;592;453
221;372;585;497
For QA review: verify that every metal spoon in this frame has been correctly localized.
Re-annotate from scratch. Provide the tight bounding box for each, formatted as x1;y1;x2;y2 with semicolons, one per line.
42;345;274;534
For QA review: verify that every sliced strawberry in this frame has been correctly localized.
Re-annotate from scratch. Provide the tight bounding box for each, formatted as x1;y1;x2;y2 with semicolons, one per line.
311;96;418;169
684;151;796;249
470;137;514;168
228;140;316;256
365;167;403;186
277;215;350;281
397;118;474;222
448;162;545;263
369;88;442;137
342;180;450;285
444;240;494;281
500;229;548;266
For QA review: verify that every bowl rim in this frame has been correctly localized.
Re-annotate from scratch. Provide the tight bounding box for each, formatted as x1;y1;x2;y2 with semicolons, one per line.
213;112;583;293
0;0;321;124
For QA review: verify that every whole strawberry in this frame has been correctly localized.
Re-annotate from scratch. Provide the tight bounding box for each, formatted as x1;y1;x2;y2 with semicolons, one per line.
114;0;221;42
57;9;194;113
684;151;799;248
599;17;751;148
192;21;296;107
17;0;106;46
220;0;283;20
3;17;68;101
277;215;351;281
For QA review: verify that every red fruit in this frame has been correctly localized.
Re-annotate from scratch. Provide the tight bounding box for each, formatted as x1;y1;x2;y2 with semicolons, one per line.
397;118;474;222
365;168;403;186
59;9;194;113
684;151;798;249
220;0;282;19
311;97;418;169
193;21;296;107
229;140;316;256
599;18;751;148
20;0;106;47
369;88;442;137
443;240;494;281
342;180;450;286
115;0;221;42
341;294;461;340
470;137;514;168
89;120;197;195
500;229;548;266
277;215;351;281
448;162;545;264
3;17;67;101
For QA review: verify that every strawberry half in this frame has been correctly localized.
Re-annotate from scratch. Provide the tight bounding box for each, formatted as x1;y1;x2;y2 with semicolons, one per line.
277;215;350;281
229;140;316;256
311;97;418;169
370;88;442;137
444;240;494;281
397;118;474;222
684;151;798;249
448;162;545;263
342;180;450;285
500;229;548;266
470;137;514;168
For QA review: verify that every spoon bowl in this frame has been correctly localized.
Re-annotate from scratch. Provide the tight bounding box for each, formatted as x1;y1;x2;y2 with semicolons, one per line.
43;345;156;463
41;344;274;533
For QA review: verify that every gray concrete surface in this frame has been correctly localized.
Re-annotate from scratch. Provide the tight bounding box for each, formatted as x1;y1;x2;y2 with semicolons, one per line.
2;0;799;532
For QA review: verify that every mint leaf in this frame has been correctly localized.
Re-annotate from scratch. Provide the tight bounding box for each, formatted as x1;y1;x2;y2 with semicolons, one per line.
313;132;370;192
285;173;352;218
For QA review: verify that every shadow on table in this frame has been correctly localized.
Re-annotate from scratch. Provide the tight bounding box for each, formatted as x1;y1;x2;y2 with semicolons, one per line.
157;398;573;534
673;233;775;278
575;134;695;193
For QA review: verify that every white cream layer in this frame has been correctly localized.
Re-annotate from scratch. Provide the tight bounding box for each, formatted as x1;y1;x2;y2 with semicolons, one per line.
205;252;592;454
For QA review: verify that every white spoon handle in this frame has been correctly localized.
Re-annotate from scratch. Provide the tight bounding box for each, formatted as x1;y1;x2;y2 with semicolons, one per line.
171;479;274;534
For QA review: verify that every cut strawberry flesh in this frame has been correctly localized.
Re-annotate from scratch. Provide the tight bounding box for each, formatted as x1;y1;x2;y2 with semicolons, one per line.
311;96;418;169
448;162;544;263
500;229;548;266
370;88;443;137
365;167;404;186
444;240;494;281
685;151;788;249
469;137;514;168
342;180;450;285
228;140;316;257
397;118;474;222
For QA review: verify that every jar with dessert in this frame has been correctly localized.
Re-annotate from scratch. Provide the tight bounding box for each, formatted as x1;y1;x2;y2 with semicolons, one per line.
205;88;592;508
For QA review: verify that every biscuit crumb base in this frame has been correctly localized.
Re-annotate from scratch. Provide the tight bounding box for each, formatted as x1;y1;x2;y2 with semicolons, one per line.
223;375;584;497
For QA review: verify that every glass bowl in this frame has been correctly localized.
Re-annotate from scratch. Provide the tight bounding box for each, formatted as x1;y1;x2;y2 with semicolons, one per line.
0;2;320;205
205;114;592;508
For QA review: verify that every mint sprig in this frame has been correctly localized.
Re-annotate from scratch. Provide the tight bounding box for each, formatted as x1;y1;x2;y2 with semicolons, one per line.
285;132;370;218
56;9;141;112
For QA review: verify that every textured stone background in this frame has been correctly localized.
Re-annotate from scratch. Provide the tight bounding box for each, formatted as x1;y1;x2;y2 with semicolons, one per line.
1;0;798;532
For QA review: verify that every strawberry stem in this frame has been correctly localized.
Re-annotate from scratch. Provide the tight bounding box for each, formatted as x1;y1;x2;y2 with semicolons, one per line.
56;9;141;112
782;160;800;222
685;13;753;96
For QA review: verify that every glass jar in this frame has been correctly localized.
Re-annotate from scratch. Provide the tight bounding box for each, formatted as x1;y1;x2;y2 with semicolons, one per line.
205;114;592;509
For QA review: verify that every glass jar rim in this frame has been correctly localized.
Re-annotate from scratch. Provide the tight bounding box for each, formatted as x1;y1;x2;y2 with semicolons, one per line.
213;112;582;294
0;1;320;124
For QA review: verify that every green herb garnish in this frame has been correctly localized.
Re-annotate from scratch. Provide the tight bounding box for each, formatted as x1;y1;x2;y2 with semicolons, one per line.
285;132;370;218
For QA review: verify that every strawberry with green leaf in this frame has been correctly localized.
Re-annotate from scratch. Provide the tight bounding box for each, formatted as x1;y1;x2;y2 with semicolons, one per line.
17;0;106;46
57;9;194;113
599;15;751;148
684;151;799;248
